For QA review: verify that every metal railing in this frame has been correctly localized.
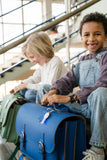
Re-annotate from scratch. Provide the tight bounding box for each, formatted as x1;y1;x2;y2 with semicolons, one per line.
0;0;102;78
0;29;87;77
0;50;87;77
0;0;89;48
0;0;101;55
0;0;35;18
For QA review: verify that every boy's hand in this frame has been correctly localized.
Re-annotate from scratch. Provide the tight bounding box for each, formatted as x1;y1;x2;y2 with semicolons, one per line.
47;95;70;106
41;89;57;105
41;94;70;106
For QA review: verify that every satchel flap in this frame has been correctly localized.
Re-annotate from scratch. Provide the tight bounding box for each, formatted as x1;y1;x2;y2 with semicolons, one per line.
16;103;85;153
0;92;23;126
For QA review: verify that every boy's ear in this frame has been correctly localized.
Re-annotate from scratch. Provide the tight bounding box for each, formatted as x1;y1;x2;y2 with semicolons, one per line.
81;36;83;41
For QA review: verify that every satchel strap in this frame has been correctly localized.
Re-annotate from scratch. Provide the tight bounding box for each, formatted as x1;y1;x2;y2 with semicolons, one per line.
64;121;78;160
38;140;45;160
8;145;20;160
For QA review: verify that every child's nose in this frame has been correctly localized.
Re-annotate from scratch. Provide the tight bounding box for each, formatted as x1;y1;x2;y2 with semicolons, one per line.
31;58;37;63
89;35;95;41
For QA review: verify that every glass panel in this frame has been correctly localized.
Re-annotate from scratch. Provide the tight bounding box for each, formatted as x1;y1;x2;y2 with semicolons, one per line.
3;24;23;43
0;0;42;46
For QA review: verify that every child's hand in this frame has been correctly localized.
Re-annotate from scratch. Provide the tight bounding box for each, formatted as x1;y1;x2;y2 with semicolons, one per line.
46;95;70;106
41;94;70;106
9;83;27;94
41;89;58;105
41;93;50;105
9;89;15;94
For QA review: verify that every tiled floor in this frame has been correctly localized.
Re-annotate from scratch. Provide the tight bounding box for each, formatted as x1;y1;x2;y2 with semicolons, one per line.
0;136;15;160
0;136;31;160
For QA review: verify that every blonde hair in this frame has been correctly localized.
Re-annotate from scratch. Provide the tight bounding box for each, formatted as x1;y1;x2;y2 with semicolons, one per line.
22;32;54;58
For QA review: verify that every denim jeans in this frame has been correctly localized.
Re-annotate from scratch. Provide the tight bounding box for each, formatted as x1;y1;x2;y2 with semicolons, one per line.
20;89;37;103
65;87;107;148
34;84;107;147
65;51;107;148
35;84;51;104
21;51;107;148
20;84;51;104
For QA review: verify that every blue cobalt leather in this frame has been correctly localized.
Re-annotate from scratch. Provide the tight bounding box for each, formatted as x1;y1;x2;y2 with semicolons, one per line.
16;103;86;160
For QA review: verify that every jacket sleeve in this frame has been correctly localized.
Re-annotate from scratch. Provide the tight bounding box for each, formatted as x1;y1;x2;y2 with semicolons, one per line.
51;68;78;95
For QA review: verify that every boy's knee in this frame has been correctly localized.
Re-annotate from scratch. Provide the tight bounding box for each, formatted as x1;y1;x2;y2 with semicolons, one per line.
95;87;107;94
90;87;107;98
88;87;107;107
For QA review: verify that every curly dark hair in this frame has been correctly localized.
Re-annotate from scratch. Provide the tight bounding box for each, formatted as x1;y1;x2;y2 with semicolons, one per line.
79;12;107;35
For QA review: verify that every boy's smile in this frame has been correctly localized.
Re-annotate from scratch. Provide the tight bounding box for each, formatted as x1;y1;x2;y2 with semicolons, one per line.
81;21;107;54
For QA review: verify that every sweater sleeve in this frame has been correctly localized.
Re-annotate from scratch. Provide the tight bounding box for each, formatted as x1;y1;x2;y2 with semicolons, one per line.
23;67;41;90
46;57;68;83
41;56;68;85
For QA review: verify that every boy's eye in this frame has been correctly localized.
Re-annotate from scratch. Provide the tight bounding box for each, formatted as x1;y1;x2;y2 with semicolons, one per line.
95;33;101;36
83;33;101;37
83;34;89;37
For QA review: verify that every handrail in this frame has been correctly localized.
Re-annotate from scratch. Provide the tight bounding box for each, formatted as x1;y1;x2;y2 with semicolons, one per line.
0;0;89;18
0;29;78;76
53;30;78;47
0;59;28;77
0;11;66;47
0;25;88;77
0;0;101;55
64;49;87;64
0;49;87;77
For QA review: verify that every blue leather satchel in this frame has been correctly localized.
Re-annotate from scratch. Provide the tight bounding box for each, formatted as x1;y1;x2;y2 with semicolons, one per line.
16;103;86;160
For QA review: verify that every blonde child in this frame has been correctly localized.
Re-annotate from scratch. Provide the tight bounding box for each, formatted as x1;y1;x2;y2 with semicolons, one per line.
10;32;68;103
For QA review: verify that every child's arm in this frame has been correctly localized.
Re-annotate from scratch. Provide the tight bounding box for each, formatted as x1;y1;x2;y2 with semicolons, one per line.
41;90;79;106
43;56;68;84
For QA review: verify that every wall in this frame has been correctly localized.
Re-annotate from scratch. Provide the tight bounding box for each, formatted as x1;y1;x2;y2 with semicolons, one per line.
70;0;107;44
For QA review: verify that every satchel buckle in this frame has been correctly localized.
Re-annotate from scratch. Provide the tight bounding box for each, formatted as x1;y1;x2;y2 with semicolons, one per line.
38;141;44;153
20;131;25;149
38;140;45;160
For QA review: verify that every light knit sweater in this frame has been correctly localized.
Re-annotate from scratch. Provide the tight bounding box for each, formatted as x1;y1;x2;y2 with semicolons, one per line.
23;56;68;90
